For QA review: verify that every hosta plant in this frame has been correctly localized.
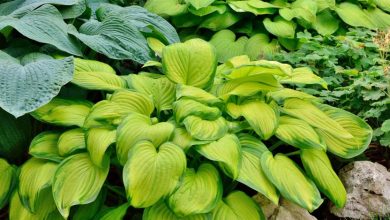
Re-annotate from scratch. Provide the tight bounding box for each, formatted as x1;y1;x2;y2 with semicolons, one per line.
0;39;372;219
143;0;390;62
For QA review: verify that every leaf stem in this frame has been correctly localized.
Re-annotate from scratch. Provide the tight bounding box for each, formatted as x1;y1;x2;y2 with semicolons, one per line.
285;150;301;157
269;140;284;152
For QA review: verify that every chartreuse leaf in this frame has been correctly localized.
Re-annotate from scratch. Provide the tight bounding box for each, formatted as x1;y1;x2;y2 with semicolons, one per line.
97;203;130;220
261;152;323;212
0;5;82;56
245;34;279;60
73;58;127;91
18;158;58;213
116;113;175;165
126;74;176;112
209;29;248;63
29;131;63;162
275;116;326;150
53;153;109;218
300;149;346;208
263;16;296;38
162;39;217;89
279;0;317;24
58;128;86;157
87;128;116;167
268;88;322;104
184;116;228;141
0;52;74;118
69;12;151;64
313;10;339;35
282;98;353;139
73;192;104;220
174;99;221;123
188;4;227;17
364;7;390;29
229;0;279;15
279;67;328;89
335;2;375;29
0;159;16;209
144;0;188;17
237;135;279;204
31;98;93;127
227;99;278;140
211;191;265;220
225;60;293;79
143;201;210;220
123;141;186;208
375;0;390;12
199;11;242;31
195;134;241;179
214;75;282;101
187;0;215;10
168;163;222;216
109;90;155;116
315;0;335;12
314;103;372;158
176;84;222;107
10;188;62;220
148;38;166;56
84;90;154;128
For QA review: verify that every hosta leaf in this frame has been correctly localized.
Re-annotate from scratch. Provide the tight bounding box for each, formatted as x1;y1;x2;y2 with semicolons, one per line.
69;14;151;64
174;99;221;123
314;103;373;158
126;74;176;112
282;98;353;139
123;141;186;207
275;116;326;150
172;127;195;151
335;2;375;29
245;34;279;60
116;113;175;165
73;192;104;220
209;29;248;63
162;39;217;89
184;116;228;141
18;158;58;213
263;16;296;38
199;11;242;31
261;152;323;212
96;203;129;220
0;0;82;16
237;137;279;204
374;0;390;12
176;84;222;107
211;191;265;220
187;0;215;10
143;201;210;220
168;163;222;216
0;52;74;118
87;128;116;167
215;75;282;100
280;67;328;89
144;0;188;17
224;60;293;79
53;153;109;218
365;7;390;29
381;119;390;132
109;90;155;116
232;100;278;140
73;58;127;91
268;88;322;103
0;5;82;56
96;5;180;44
314;0;335;12
195;134;241;179
313;10;339;35
58;128;86;157
60;0;86;19
300;149;346;208
10;188;62;220
0;159;16;209
148;38;166;56
29;131;63;162
279;0;317;24
229;0;278;15
189;4;227;16
31;98;93;127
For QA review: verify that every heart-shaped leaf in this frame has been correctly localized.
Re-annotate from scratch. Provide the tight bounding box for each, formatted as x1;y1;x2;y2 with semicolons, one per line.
123;141;186;207
143;201;210;220
184;116;228;141
87;128;116;167
29;131;63;162
58;128;86;157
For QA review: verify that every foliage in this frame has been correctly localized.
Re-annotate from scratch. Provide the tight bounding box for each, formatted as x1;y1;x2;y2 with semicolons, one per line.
143;0;390;59
270;28;390;147
0;39;373;219
0;0;179;117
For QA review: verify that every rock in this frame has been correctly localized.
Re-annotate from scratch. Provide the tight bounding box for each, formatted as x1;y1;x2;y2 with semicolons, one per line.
253;194;317;220
330;161;390;219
